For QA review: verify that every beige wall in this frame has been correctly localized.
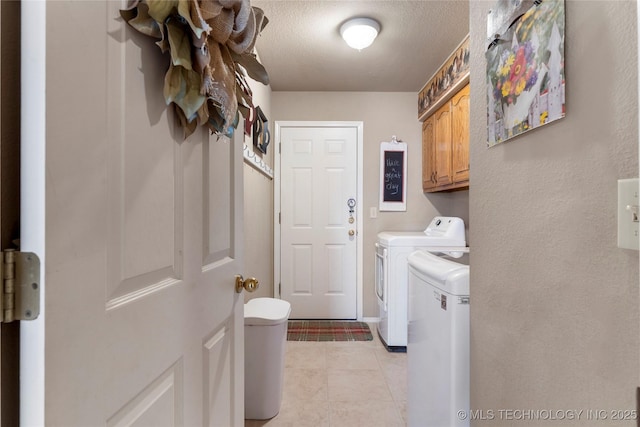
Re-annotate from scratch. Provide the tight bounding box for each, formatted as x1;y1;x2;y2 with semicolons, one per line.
272;92;469;317
469;0;639;423
243;78;274;302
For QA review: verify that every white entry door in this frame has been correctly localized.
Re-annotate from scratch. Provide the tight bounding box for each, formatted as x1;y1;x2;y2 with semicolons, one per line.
279;124;360;319
20;2;245;425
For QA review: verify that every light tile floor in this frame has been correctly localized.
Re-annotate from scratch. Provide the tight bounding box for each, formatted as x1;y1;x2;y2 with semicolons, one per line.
245;323;407;427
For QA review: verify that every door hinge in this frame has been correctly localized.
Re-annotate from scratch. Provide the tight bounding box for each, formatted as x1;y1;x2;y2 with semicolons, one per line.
279;212;281;224
278;282;281;298
1;249;41;323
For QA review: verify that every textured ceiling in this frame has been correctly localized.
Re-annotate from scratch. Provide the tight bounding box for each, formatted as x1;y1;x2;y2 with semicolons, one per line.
251;0;470;92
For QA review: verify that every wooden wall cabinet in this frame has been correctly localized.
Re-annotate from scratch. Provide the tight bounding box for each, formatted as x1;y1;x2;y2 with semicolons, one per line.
422;84;469;192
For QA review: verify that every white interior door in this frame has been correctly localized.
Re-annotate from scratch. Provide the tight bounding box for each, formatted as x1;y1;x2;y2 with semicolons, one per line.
20;2;245;425
280;125;359;319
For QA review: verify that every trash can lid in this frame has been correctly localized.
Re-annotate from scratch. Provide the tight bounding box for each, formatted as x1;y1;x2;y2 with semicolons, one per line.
244;298;291;326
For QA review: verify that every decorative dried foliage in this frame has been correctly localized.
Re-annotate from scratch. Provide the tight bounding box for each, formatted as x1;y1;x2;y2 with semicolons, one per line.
120;0;269;139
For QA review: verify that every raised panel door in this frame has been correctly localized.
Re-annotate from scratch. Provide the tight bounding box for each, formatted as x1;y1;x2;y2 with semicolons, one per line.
280;125;358;319
451;84;470;184
433;103;453;188
21;2;245;425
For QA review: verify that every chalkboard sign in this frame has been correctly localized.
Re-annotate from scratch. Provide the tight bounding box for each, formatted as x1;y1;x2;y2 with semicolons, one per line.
379;141;407;211
383;151;404;202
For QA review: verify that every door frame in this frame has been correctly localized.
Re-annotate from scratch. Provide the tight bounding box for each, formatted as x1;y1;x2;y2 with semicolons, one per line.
20;0;45;425
274;121;364;320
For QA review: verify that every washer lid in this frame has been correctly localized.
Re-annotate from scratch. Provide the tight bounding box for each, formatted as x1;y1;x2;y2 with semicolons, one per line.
408;250;469;295
377;216;466;247
244;298;291;325
376;232;465;248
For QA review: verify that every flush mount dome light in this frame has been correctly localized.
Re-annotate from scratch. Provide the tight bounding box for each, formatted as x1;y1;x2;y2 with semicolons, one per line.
340;17;380;50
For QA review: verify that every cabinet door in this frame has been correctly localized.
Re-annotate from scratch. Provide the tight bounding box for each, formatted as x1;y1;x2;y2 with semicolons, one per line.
422;116;437;191
433;102;453;187
451;84;470;184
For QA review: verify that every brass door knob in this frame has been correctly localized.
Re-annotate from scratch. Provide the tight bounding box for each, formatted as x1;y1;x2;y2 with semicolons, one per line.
235;275;259;293
348;229;355;236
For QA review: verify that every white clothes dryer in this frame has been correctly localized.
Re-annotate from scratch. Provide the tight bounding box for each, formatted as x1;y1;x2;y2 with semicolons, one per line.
375;216;466;351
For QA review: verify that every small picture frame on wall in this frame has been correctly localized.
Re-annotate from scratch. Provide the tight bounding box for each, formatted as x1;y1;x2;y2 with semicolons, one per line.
252;106;270;154
244;106;255;136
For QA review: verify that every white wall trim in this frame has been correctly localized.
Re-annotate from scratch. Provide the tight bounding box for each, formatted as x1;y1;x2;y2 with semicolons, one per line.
243;143;273;179
274;121;364;320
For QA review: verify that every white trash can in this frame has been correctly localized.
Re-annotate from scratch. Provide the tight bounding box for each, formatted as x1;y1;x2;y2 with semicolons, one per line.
244;297;291;420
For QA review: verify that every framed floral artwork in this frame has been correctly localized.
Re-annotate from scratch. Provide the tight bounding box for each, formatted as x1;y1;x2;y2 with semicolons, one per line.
486;0;565;146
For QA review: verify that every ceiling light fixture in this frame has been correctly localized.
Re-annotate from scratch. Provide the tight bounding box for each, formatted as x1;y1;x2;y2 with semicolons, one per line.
340;17;380;51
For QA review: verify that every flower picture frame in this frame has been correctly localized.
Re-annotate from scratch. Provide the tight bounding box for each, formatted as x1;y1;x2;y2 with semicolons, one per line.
486;0;565;146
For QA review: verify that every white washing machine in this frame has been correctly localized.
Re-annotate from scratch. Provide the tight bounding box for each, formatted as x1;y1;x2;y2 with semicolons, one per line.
375;216;466;351
407;250;470;427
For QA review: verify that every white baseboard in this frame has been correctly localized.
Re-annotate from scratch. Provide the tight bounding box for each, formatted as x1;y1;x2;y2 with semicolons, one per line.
361;317;380;323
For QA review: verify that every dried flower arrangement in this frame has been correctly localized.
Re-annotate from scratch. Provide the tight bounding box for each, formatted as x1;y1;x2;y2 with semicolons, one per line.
120;0;269;139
